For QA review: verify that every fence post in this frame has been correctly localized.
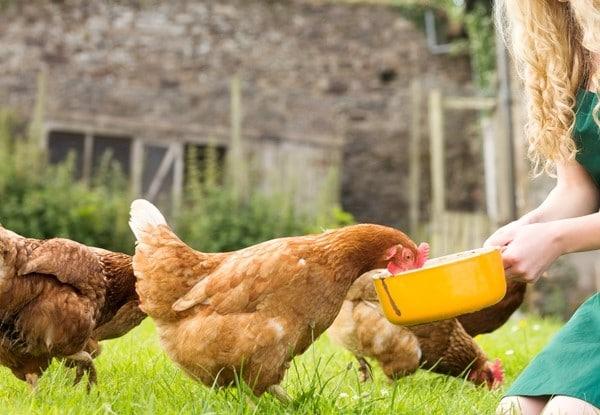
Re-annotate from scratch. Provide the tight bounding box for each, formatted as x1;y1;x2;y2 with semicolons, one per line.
429;89;444;217
131;138;144;197
228;75;247;202
409;80;422;235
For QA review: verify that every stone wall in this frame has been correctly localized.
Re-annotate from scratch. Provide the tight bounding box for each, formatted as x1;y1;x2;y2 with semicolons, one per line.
0;0;479;226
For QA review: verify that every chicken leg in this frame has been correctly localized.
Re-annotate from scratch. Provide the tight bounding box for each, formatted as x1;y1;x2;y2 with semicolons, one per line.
356;356;372;382
25;373;39;391
267;384;292;404
66;351;96;390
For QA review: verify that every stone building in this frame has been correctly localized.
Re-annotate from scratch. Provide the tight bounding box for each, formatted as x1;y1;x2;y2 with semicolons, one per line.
0;0;477;226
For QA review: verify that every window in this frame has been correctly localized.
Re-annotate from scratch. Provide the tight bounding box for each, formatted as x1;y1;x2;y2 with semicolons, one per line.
47;129;133;179
46;127;228;208
47;130;86;178
92;134;132;176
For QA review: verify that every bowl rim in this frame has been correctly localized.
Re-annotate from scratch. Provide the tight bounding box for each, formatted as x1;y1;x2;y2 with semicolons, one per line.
370;246;501;280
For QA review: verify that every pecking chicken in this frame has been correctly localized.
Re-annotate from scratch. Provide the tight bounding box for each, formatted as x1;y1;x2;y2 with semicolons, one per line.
327;270;504;389
0;225;145;389
128;199;429;401
457;279;527;337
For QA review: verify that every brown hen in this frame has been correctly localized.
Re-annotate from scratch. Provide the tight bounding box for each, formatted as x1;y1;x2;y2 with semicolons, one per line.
0;226;145;389
128;199;428;401
328;271;504;389
457;279;526;336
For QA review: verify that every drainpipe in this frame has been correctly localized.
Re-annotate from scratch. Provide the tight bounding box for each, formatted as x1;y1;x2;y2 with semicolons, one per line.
424;10;453;55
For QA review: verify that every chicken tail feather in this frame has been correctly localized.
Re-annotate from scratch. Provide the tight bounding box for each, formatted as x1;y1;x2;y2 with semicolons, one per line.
128;199;220;320
129;199;167;241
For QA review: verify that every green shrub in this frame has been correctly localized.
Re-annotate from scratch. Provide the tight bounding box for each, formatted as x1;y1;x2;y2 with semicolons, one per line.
0;110;134;253
175;145;354;252
0;110;354;254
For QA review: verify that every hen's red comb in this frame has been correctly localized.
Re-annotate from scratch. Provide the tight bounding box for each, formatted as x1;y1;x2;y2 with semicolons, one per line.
416;242;430;268
491;358;505;385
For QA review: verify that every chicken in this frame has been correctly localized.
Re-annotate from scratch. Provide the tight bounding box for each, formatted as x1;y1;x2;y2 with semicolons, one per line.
0;225;145;389
128;199;429;401
457;279;527;336
327;271;504;389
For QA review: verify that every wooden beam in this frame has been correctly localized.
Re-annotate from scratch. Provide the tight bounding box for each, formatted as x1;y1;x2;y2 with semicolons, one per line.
44;113;344;149
130;138;144;197
482;115;499;223
145;144;177;202
495;32;518;222
409;79;422;235
429;89;445;217
82;132;93;183
172;143;184;215
443;96;496;111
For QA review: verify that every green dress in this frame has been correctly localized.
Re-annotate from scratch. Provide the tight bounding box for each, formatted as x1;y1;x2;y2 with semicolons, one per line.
505;89;600;407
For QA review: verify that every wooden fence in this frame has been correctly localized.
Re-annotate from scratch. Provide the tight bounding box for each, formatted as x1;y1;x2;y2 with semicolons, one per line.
412;84;503;257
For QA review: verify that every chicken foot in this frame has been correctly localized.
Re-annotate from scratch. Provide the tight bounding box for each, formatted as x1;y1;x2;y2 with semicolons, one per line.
267;384;292;405
66;351;96;390
25;373;39;391
356;356;372;382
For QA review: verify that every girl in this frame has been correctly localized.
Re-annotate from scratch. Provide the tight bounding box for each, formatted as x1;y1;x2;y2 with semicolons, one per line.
487;1;600;414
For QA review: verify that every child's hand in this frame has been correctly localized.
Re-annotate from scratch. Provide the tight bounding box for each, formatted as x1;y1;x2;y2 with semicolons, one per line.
483;220;525;249
498;222;564;283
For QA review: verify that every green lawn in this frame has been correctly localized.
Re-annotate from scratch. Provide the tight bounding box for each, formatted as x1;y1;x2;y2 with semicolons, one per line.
0;316;560;415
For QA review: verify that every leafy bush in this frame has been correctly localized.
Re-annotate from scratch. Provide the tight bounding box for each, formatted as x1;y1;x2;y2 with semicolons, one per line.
0;110;134;253
175;145;354;252
0;110;354;254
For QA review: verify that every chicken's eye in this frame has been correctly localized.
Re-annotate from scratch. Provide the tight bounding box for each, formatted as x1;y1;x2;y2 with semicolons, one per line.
403;252;414;261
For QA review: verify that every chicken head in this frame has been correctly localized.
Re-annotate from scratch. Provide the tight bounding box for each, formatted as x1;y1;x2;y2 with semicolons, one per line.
385;242;429;275
468;358;505;389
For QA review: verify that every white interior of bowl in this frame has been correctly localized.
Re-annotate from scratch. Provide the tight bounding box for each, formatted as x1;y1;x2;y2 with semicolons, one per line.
370;246;499;279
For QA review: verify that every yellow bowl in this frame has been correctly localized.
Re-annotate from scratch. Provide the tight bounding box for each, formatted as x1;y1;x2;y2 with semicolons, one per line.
372;247;507;326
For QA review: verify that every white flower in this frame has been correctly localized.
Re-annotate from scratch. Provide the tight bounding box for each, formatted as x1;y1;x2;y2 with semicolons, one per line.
533;324;541;331
339;392;349;399
380;389;390;397
505;349;515;356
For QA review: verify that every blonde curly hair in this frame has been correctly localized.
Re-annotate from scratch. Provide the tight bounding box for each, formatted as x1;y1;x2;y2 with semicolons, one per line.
495;0;600;175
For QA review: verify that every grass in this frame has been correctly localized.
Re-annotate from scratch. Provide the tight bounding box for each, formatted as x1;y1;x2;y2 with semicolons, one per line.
0;315;560;415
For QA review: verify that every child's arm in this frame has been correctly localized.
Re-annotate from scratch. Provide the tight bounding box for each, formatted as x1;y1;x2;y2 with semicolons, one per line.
485;159;600;283
485;159;600;247
529;160;600;221
500;213;600;283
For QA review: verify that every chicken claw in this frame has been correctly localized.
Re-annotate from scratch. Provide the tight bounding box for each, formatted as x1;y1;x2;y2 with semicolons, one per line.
267;384;292;404
66;351;97;390
356;356;373;382
25;373;39;391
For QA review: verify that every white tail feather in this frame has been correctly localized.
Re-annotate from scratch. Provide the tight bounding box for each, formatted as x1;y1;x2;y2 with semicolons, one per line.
129;199;167;241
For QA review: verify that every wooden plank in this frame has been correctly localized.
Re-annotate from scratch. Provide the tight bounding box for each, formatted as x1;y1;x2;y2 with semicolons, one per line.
443;96;496;111
172;143;184;214
130;138;144;197
495;32;518;222
482;115;499;223
229;75;248;201
82;132;93;183
44;115;344;149
409;79;422;235
145;144;177;202
429;89;445;218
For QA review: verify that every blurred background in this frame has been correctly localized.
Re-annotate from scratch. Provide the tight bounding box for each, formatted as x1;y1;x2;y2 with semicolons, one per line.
0;0;596;318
